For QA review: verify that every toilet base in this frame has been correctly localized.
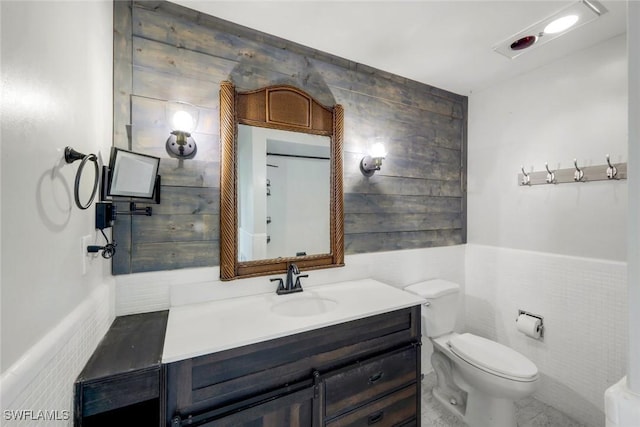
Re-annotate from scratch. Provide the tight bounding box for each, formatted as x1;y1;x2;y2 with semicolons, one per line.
465;387;517;427
432;375;518;427
432;386;466;422
431;349;467;417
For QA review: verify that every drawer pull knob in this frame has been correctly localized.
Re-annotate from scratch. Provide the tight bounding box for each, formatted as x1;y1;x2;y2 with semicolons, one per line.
368;411;384;425
368;371;384;384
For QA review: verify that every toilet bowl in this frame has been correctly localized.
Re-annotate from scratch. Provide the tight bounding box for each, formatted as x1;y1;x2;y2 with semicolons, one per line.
405;280;539;427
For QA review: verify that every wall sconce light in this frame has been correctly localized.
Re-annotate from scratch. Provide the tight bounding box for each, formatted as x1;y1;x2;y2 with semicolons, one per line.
493;0;605;59
360;141;387;177
165;101;199;159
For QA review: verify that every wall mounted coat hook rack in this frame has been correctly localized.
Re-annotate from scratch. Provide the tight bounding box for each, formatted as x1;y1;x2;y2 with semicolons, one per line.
519;157;627;186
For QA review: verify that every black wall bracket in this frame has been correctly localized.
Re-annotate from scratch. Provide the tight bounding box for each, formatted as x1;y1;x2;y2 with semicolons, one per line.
95;201;152;230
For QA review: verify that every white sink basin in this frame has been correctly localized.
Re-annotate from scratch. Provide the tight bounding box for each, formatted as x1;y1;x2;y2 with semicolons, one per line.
271;295;338;317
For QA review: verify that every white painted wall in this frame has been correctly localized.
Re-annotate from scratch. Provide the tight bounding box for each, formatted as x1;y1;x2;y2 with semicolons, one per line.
468;34;628;262
625;0;640;394
0;0;115;420
467;34;628;427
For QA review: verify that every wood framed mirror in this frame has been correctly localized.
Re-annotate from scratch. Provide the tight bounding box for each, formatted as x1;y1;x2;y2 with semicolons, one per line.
219;81;344;280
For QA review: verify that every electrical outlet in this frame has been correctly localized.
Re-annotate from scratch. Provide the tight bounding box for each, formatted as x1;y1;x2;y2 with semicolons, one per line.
81;235;91;275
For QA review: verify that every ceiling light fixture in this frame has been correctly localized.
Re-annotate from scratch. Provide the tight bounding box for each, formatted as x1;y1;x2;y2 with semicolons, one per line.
493;0;605;59
544;15;580;34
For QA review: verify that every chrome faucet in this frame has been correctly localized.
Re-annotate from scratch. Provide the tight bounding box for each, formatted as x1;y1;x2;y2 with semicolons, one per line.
271;263;307;295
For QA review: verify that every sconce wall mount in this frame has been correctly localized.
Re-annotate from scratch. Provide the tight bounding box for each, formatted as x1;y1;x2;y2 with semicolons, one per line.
166;130;197;159
359;141;387;177
360;155;383;177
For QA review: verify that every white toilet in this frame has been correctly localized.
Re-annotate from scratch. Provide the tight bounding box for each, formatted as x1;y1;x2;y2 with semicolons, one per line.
405;279;539;427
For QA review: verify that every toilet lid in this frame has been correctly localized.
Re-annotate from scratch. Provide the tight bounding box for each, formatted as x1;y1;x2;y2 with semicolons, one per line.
448;333;538;381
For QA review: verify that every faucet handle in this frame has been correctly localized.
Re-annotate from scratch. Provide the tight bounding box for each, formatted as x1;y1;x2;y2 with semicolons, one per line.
270;278;285;292
294;274;308;290
289;263;300;274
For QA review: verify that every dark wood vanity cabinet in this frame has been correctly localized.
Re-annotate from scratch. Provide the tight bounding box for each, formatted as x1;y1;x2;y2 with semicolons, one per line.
75;306;420;427
166;306;421;427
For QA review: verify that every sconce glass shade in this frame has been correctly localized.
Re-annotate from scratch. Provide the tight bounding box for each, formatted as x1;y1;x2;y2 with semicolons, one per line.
171;110;197;133
370;142;387;158
165;101;199;159
360;142;387;177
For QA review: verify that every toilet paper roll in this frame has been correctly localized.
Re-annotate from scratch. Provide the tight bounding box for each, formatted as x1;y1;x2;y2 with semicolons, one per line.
516;314;542;339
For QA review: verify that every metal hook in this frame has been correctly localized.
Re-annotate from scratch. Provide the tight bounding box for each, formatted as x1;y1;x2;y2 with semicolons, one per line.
573;158;584;182
606;154;618;179
545;163;555;184
520;165;530;186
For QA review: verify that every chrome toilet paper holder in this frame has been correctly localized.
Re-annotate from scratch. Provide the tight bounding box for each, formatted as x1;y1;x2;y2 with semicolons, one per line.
517;310;544;339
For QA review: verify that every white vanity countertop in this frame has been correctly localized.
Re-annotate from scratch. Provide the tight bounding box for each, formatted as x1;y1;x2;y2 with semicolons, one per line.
162;278;425;363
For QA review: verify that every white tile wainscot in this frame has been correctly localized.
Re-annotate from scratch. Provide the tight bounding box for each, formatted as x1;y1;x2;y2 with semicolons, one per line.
0;283;114;427
115;245;465;314
464;244;627;427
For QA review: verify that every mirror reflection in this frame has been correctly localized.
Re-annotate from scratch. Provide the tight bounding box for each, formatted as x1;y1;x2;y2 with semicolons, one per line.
237;124;331;262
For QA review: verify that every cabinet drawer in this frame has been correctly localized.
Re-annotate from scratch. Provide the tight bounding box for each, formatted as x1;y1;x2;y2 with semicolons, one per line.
325;385;416;427
324;346;417;418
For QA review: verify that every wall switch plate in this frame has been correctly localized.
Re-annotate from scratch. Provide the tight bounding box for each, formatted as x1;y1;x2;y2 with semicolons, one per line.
81;235;92;275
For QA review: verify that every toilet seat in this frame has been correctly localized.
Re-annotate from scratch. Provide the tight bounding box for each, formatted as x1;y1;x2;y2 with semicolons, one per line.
448;333;538;382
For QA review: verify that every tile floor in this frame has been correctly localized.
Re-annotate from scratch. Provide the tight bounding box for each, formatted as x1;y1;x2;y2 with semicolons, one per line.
420;372;586;427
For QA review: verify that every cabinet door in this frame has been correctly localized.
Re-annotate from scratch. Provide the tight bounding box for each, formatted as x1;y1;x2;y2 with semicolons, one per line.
171;386;316;427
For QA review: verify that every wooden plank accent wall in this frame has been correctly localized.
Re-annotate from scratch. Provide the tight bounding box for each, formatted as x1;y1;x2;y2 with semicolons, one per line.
112;0;467;274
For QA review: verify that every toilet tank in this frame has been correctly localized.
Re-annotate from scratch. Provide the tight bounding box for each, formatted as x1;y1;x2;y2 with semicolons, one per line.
404;279;460;338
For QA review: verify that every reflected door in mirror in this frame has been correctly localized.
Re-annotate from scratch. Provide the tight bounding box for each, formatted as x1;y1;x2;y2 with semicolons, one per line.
237;125;330;262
